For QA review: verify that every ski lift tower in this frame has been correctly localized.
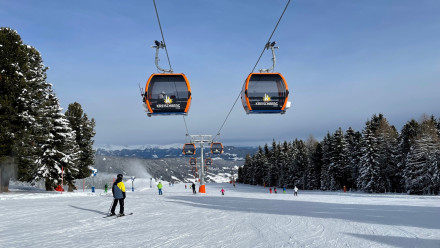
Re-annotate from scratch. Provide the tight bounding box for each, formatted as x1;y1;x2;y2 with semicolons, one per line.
190;135;212;193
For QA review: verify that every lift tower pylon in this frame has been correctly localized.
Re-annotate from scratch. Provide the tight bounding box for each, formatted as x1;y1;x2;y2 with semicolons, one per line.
190;135;212;193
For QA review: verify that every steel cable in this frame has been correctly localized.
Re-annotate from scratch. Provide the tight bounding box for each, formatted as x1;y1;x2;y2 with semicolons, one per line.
213;0;292;142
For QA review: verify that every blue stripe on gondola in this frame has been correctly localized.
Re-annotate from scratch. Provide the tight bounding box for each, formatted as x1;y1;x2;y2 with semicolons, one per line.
249;110;283;113
149;112;188;115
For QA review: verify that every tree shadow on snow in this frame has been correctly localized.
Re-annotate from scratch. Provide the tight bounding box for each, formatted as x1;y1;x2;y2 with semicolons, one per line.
345;233;440;248
69;205;107;215
166;195;440;230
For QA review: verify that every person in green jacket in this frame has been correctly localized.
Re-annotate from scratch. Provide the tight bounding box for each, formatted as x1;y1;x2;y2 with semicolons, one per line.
157;182;163;195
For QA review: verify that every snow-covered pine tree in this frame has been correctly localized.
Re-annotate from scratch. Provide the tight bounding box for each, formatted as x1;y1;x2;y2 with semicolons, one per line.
278;141;290;187
239;153;252;184
308;140;323;190
253;146;265;186
286;139;307;188
237;166;243;183
375;117;400;192
344;127;362;191
268;140;280;187
0;28;28;159
357;120;385;193
397;119;420;190
262;143;271;186
65;102;96;189
15;47;55;184
436;117;440;138
293;139;307;189
0;28;53;190
305;135;320;190
327;128;348;191
320;132;333;190
403;117;440;195
36;92;79;191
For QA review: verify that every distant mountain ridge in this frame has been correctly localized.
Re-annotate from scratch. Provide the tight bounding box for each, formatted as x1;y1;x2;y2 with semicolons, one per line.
96;144;183;151
95;144;257;161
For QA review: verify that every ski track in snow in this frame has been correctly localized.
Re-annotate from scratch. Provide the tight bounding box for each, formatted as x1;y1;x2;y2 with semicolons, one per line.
1;183;440;247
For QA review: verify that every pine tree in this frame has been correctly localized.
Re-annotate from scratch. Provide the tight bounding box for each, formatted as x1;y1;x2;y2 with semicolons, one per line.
278;141;290;187
397;119;420;189
0;28;48;159
327;128;347;190
297;139;308;189
1;28;52;190
436;117;440;138
253;146;265;186
237;166;243;183
309;142;323;190
375;117;399;192
344;127;362;191
357;121;385;193
35;93;79;190
320;132;333;190
241;153;252;184
269;141;280;187
305;135;321;189
65;102;96;190
0;28;27;158
404;117;440;194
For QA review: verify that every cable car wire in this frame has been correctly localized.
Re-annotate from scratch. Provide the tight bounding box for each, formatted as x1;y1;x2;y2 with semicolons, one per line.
153;0;172;72
152;0;191;138
212;0;291;142
183;115;190;139
251;0;291;73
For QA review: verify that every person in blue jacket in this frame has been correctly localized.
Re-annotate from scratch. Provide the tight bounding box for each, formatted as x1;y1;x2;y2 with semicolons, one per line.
110;174;126;216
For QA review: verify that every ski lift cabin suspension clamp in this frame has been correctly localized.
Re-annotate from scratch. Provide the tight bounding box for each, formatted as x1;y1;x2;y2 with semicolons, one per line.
152;40;173;73
259;41;279;73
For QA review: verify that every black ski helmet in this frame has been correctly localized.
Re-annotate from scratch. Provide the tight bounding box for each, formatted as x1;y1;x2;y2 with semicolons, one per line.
117;174;123;179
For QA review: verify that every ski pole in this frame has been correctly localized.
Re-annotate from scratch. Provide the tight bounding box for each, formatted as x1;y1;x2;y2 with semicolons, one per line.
107;199;114;215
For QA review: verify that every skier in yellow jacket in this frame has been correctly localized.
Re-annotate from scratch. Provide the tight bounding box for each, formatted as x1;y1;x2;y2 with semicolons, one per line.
110;174;126;216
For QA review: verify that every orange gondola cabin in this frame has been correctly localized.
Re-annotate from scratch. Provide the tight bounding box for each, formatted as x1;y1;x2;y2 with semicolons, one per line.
182;143;196;155
189;157;197;166
205;158;212;166
143;73;192;117
241;73;289;114
211;142;224;154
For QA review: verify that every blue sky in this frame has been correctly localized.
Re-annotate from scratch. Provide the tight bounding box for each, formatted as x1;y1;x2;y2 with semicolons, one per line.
1;0;439;146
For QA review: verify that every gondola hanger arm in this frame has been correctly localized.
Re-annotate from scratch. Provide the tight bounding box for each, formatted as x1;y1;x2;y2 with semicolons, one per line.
152;40;173;73
259;41;279;73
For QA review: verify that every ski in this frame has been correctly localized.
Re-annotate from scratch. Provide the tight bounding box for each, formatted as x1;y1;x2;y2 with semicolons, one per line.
103;214;117;218
117;213;133;217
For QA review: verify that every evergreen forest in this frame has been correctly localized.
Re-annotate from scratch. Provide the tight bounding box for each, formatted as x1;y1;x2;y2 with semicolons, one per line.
237;114;440;195
0;27;96;191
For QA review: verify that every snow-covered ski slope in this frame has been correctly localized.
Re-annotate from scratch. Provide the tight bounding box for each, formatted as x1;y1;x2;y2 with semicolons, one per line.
1;183;440;248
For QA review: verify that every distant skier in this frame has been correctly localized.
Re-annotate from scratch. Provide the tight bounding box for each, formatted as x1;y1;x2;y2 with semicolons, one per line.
191;182;196;194
274;187;277;194
220;188;225;195
283;187;286;193
104;183;108;193
110;174;126;216
269;188;272;194
157;182;163;195
294;186;298;196
185;184;187;189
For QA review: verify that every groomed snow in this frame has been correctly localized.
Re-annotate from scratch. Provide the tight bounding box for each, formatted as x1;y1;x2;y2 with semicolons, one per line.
1;182;440;247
